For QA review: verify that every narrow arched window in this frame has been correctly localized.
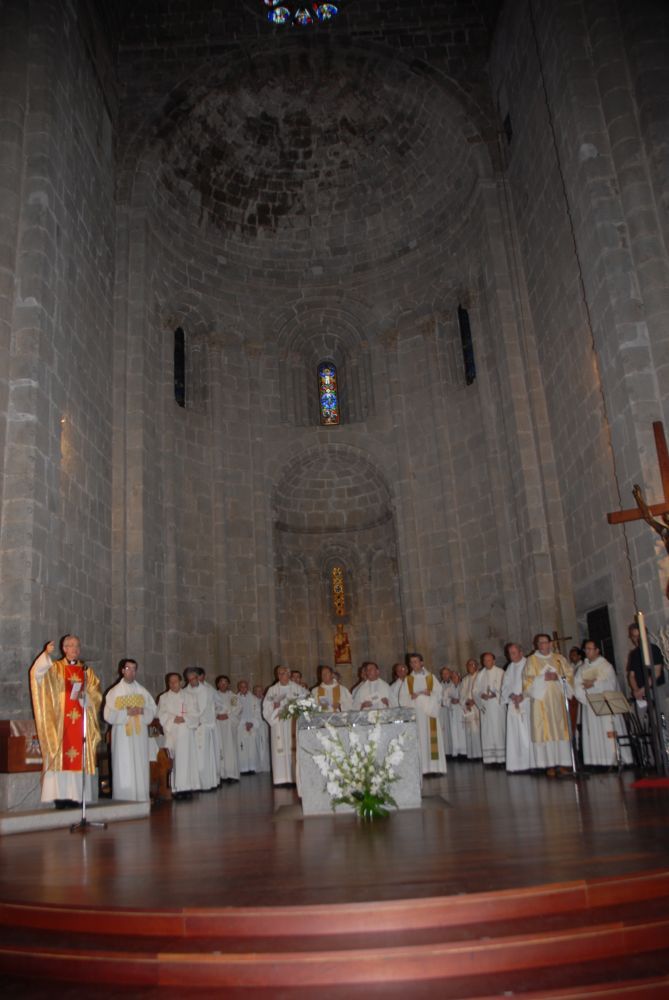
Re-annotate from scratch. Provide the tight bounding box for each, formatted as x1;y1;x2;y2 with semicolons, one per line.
174;327;186;407
318;361;340;425
331;564;346;617
457;305;476;386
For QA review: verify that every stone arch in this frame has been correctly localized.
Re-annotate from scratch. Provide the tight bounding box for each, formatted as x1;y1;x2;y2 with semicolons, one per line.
274;299;375;426
271;442;401;675
118;35;495;294
272;443;393;534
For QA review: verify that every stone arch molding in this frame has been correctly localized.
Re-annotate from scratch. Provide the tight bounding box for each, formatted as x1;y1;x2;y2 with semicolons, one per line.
275;300;374;426
271;443;394;535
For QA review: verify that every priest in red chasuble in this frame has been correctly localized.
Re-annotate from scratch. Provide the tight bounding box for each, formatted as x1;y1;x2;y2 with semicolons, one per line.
29;635;102;808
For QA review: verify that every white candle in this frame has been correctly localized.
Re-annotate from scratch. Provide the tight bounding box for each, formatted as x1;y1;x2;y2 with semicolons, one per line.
637;610;652;668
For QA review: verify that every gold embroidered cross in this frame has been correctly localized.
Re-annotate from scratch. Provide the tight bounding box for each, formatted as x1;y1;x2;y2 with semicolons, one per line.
67;708;81;724
65;747;80;761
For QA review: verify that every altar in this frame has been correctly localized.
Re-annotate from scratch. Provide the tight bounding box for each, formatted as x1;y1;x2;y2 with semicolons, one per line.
297;707;422;816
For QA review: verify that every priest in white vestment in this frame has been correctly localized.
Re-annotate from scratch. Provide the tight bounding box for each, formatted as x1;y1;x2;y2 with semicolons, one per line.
236;679;261;773
104;658;157;802
461;659;482;760
214;675;241;781
185;668;220;790
501;643;534;772
574;640;631;768
253;684;271;772
389;663;408;707
446;671;467;757
523;633;574;776
352;662;392;710
312;665;353;712
474;653;506;765
157;673;201;798
398;653;446;775
262;666;303;785
439;668;453;756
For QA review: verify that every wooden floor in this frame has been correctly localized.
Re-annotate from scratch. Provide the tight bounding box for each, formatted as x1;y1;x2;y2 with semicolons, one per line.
1;764;668;909
2;765;669;997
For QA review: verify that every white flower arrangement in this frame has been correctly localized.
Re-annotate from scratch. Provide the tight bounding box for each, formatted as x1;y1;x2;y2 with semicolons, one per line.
312;720;406;820
279;693;321;721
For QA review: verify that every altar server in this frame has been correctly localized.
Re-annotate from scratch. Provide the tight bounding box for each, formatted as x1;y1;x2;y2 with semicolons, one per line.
104;658;157;801
352;662;392;710
253;684;271;772
214;675;241;781
439;667;453;756
574;640;631;768
460;658;482;760
523;633;574;776
446;670;467;757
474;652;506;765
312;665;353;712
263;666;303;785
185;667;220;790
236;679;261;773
398;653;446;775
389;662;408;707
157;673;201;798
501;643;534;772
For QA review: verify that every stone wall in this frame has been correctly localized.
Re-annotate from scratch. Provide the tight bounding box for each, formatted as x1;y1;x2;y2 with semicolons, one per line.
0;0;116;714
490;0;669;664
1;0;668;715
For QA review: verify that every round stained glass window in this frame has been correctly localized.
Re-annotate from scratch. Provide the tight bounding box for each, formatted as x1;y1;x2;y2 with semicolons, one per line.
263;2;344;27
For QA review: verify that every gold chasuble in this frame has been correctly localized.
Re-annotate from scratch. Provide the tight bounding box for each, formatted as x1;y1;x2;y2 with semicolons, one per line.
30;658;102;775
407;672;440;761
317;684;341;710
523;652;574;744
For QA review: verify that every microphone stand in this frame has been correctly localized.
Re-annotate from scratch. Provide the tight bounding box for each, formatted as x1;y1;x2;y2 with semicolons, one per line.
556;659;588;781
70;662;106;833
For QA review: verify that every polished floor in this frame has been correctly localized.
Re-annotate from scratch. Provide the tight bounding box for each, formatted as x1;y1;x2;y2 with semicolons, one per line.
1;764;668;910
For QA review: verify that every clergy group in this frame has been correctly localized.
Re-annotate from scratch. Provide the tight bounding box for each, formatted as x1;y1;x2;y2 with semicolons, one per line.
28;626;658;806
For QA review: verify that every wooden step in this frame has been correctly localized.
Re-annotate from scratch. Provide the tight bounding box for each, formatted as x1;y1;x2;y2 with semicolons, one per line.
1;868;667;940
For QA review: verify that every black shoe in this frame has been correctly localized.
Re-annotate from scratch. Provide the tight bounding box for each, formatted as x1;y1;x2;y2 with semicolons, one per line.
54;799;79;810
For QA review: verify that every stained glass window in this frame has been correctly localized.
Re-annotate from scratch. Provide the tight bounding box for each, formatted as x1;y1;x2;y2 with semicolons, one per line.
263;2;342;27
174;327;186;407
318;361;340;426
331;565;346;617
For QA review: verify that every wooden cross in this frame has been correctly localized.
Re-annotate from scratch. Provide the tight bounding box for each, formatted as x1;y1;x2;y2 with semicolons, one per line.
551;630;572;654
607;422;669;526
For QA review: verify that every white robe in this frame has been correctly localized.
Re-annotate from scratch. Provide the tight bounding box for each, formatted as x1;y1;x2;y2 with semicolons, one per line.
352;678;392;711
236;692;261;773
214;688;241;780
262;681;303;784
574;657;632;767
501;658;534;772
103;679;157;802
157;687;201;794
191;682;220;790
255;695;271;772
474;666;506;764
389;677;405;708
446;681;467;756
398;670;446;775
311;681;353;712
460;671;482;759
439;683;453;756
